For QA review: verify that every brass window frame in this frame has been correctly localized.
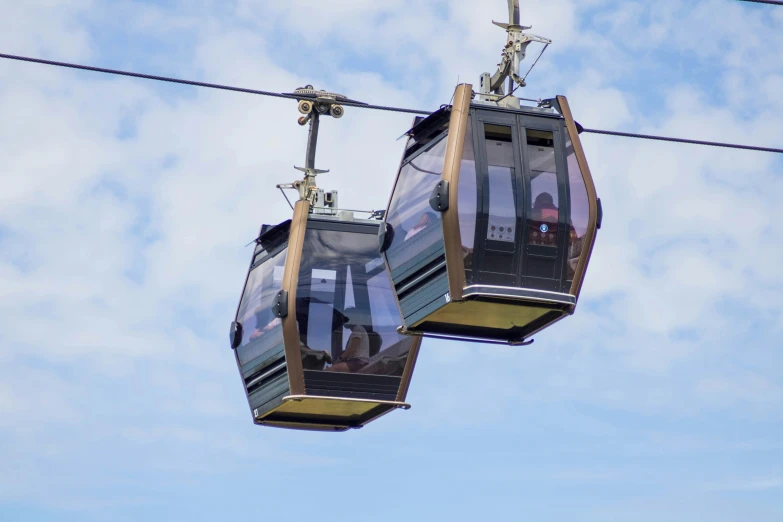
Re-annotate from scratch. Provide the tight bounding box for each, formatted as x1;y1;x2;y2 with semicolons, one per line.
556;96;599;300
280;199;310;395
440;83;474;301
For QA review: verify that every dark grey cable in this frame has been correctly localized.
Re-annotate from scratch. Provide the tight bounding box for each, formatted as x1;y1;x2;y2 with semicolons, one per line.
0;52;299;98
0;52;431;115
1;52;781;154
521;43;549;83
278;187;294;210
738;0;783;5
582;128;783;154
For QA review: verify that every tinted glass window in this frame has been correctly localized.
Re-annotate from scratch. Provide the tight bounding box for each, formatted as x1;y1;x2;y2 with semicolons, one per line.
404;110;450;158
564;129;590;284
484;124;517;244
304;268;338;355
235;247;288;366
385;136;448;272
297;227;414;376
526;130;559;247
458;117;477;281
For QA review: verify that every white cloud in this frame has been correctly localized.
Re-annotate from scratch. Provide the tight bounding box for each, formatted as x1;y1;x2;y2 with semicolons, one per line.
704;477;783;492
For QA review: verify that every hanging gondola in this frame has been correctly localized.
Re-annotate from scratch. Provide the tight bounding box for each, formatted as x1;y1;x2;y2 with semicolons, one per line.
229;88;421;431
379;2;602;345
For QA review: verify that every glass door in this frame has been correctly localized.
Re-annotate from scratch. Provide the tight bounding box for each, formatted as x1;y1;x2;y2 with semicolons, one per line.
472;113;525;286
518;117;569;292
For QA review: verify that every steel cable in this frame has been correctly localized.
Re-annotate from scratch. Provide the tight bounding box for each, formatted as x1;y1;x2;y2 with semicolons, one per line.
581;128;783;154
738;0;783;6
0;53;431;115
1;52;781;153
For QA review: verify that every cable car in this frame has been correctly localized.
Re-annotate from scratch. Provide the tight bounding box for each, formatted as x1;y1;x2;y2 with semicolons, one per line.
381;85;601;345
379;5;601;345
229;88;421;431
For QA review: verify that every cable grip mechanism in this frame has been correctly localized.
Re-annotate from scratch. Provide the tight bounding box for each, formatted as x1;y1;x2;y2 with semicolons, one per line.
276;85;356;212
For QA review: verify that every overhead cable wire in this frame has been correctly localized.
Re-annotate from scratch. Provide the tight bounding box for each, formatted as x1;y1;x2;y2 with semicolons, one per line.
581;128;783;154
497;45;548;104
0;52;299;98
737;0;783;5
1;52;782;154
0;52;431;115
521;43;549;84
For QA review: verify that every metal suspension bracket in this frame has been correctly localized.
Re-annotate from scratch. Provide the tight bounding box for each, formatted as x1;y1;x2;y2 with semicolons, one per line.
478;0;552;105
276;166;331;205
277;85;362;211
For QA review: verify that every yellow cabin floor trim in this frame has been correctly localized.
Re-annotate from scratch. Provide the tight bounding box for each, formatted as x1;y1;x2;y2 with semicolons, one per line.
419;300;551;330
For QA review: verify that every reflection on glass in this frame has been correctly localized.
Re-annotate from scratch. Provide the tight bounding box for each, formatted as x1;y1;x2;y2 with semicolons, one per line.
527;130;559;247
484;124;516;243
297;228;414;375
385;136;448;272
305;268;337;357
458;117;477;280
235;247;288;366
564;129;589;282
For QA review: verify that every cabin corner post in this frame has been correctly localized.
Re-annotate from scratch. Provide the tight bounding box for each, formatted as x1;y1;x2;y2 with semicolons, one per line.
281;200;310;395
557;95;598;302
395;336;422;402
441;83;473;301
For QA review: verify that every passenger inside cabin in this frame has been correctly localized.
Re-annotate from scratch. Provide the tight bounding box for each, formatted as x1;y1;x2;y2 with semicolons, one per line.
388;210;439;253
532;192;558;222
300;337;333;371
249;307;281;341
404;211;438;241
326;307;371;373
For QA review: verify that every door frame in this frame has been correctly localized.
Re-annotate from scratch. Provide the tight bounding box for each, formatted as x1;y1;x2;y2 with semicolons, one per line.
471;110;527;286
516;115;570;291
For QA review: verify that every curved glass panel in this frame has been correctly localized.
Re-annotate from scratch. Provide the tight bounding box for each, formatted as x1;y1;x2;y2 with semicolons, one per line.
297;227;414;376
457;117;477;282
564;129;589;284
385;136;448;273
478;123;519;286
526;130;559;247
235;247;288;366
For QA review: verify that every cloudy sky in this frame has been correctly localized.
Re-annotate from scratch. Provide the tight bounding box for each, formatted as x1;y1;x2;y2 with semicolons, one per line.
1;0;782;520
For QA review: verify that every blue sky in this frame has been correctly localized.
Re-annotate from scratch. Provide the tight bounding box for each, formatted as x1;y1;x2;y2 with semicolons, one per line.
1;1;782;521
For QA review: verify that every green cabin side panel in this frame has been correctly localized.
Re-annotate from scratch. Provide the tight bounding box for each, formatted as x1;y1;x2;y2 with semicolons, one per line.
242;343;290;415
248;373;291;416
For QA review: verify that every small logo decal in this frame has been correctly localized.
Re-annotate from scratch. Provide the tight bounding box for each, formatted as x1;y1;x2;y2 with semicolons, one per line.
540;224;549;233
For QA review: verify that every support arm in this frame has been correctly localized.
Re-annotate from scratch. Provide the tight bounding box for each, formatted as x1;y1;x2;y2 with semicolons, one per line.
482;0;552;95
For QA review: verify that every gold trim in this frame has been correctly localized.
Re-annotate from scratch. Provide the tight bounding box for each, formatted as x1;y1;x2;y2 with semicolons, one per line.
281;200;310;395
400;301;570;343
395;337;422;402
276;395;406;429
256;395;402;431
282;395;411;410
441;84;473;301
557;95;599;301
423;299;551;330
251;392;407;432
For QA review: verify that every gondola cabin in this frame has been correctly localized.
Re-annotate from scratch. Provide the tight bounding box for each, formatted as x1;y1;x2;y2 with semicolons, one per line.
380;84;601;345
230;202;422;431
